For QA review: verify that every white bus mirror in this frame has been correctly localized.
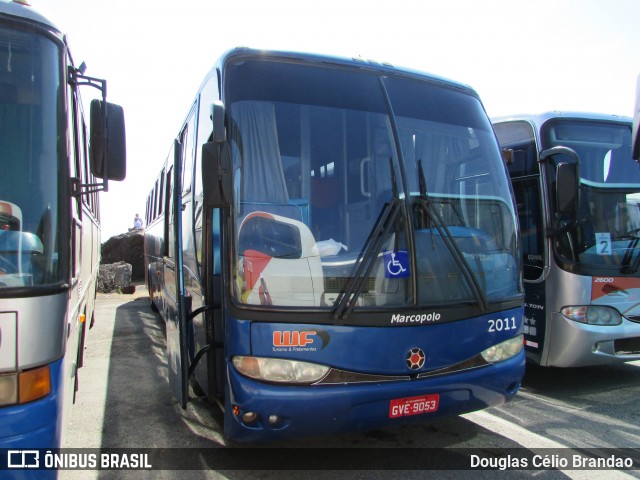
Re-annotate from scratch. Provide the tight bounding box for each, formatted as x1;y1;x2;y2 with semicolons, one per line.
556;162;579;216
540;146;580;234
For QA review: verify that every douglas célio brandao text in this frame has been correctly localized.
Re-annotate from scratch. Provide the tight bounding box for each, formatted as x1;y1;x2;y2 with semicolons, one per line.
470;453;635;470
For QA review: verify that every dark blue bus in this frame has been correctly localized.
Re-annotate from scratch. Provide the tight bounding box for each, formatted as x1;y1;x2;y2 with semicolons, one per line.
144;47;525;441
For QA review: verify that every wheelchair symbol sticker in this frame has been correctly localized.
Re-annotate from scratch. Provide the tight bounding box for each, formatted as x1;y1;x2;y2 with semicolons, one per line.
383;250;410;278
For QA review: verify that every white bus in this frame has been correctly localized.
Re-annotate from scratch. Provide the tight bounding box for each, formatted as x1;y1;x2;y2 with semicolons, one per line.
0;0;126;461
495;112;640;367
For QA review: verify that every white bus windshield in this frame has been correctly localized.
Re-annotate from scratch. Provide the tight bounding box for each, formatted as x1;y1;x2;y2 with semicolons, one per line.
541;120;640;270
0;27;62;288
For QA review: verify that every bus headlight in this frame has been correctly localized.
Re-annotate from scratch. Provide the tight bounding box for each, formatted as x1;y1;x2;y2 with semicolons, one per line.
561;306;622;326
0;373;18;405
232;356;329;384
481;335;524;363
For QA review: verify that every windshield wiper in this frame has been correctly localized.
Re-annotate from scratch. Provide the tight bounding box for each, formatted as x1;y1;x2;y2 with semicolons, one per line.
416;160;488;311
622;235;640;273
333;158;401;321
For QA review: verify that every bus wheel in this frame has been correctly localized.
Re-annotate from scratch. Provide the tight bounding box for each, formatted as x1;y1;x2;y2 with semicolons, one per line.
150;290;159;312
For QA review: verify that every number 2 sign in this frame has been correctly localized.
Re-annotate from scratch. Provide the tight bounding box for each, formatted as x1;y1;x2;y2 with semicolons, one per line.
595;232;612;255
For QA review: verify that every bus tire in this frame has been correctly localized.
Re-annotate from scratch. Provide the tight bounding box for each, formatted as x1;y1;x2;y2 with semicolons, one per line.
150;290;159;312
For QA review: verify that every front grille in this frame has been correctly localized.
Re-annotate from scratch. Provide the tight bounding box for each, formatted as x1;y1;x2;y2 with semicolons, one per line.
313;355;489;385
417;355;488;379
614;337;640;355
315;369;409;385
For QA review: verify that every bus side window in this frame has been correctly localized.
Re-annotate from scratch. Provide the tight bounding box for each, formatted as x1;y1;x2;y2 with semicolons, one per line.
181;105;197;196
152;180;159;220
194;76;220;271
165;165;174;258
158;172;164;216
194;76;220;200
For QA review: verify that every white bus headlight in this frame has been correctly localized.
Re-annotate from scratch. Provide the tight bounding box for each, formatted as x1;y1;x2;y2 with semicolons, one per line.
0;373;17;405
232;356;329;384
561;306;622;326
481;335;524;363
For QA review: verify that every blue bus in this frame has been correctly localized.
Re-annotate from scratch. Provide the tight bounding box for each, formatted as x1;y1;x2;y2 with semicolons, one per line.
0;0;125;455
144;47;525;441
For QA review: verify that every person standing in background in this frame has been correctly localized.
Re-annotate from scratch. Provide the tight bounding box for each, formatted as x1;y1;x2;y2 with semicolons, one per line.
133;213;143;229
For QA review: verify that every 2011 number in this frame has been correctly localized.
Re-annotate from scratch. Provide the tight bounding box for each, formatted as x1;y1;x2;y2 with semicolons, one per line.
488;316;517;332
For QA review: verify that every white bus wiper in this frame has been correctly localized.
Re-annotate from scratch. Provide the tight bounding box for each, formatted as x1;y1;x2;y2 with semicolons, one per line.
416;160;488;311
333;159;401;321
622;233;640;273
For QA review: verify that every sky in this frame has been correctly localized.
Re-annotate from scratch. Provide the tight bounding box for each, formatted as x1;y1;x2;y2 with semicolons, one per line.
25;0;640;240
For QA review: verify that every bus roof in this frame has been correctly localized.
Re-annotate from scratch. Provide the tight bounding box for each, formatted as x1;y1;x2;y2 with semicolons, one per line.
0;0;60;33
203;47;480;98
492;111;632;128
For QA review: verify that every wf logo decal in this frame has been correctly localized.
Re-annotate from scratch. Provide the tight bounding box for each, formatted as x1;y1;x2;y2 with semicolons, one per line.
272;330;331;351
273;331;316;347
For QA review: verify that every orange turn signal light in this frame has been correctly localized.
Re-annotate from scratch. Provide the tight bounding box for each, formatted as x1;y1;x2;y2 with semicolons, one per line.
19;365;51;404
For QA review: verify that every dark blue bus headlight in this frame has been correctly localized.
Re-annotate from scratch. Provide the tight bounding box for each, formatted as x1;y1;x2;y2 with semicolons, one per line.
232;356;330;384
480;335;524;363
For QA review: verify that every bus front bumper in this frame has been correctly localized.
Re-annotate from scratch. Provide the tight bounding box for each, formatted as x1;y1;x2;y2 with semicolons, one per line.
0;359;63;449
545;313;640;367
223;352;525;442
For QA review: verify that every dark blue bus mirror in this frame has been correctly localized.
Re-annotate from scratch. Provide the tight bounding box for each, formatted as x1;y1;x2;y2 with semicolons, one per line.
202;142;232;208
202;102;231;207
211;101;225;143
89;100;127;181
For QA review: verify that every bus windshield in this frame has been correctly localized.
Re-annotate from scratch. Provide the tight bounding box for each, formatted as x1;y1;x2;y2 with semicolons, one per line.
541;120;640;270
0;26;62;288
227;59;520;310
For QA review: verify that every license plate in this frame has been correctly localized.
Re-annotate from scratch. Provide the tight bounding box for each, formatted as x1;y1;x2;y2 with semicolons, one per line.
389;393;440;418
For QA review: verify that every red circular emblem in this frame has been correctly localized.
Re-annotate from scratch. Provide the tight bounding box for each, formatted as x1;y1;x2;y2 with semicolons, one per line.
406;347;425;370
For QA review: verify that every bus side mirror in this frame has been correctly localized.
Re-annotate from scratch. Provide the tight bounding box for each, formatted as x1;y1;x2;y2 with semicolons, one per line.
211;101;225;143
202;143;232;207
540;146;580;236
556;162;578;216
632;74;640;161
202;102;231;207
89;100;127;181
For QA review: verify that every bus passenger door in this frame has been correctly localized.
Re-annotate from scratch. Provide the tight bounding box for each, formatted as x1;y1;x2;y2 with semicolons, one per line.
512;177;547;363
164;140;190;407
497;119;548;365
